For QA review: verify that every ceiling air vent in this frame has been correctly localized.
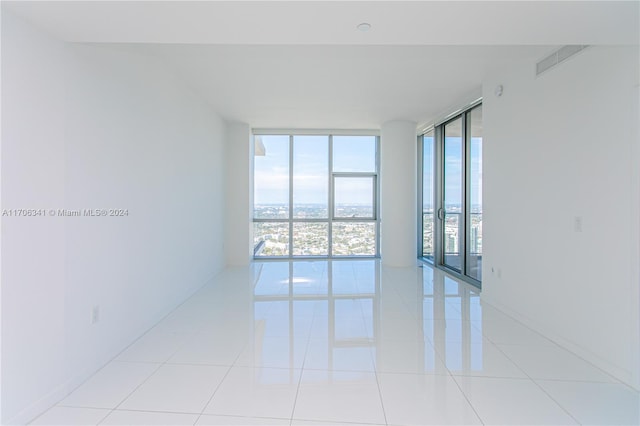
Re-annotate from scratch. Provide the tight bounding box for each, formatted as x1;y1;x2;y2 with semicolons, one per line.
536;45;589;77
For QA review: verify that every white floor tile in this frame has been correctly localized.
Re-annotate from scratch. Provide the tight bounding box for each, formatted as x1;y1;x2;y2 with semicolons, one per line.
437;339;528;379
119;364;229;414
59;361;159;409
291;421;377;426
421;303;473;321
497;344;617;383
151;310;208;334
30;406;110;425
454;376;578;424
377;317;423;340
262;315;313;339
308;316;331;339
480;314;555;347
197;415;289;425
235;336;308;369
332;316;370;342
536;379;640;425
116;330;190;363
203;366;300;419
168;334;246;366
100;409;199;425
293;370;386;425
377;372;481;425
304;338;375;372
423;319;484;344
33;261;637;426
373;338;449;375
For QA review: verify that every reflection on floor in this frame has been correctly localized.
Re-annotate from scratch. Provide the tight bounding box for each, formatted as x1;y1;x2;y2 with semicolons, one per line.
32;260;639;425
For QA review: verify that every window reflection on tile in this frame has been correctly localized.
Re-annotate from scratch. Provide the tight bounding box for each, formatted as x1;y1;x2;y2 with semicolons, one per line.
331;260;358;294
423;338;438;372
292;261;328;295
293;299;318;318
252;260;484;376
252;262;290;296
422;266;434;294
353;260;377;294
444;276;460;295
420;266;485;375
253;366;299;386
39;259;638;426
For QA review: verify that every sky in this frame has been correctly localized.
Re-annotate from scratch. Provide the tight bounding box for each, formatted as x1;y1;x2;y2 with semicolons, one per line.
254;135;377;206
423;136;483;210
254;133;482;210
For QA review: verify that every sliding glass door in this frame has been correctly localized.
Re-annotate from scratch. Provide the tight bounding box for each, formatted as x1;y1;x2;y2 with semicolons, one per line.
442;117;464;272
466;106;483;281
421;130;435;261
420;103;482;285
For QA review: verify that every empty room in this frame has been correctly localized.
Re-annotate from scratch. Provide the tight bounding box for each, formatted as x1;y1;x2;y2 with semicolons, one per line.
1;1;639;425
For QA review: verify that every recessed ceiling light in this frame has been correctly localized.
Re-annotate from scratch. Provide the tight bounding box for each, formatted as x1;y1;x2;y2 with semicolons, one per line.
357;23;372;32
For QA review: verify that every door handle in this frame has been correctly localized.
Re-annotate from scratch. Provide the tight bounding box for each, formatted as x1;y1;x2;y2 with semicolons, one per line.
437;208;445;220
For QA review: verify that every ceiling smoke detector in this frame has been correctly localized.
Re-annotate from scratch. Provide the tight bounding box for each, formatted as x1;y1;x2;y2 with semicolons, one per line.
357;23;372;32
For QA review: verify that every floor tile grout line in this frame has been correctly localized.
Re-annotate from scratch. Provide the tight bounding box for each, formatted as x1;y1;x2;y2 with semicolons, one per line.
289;316;315;426
448;374;486;425
372;364;390;426
528;377;582;425
198;413;292;421
528;376;640;386
100;407;202;415
103;330;207;424
360;313;391;426
47;344;171;423
428;336;486;426
478;299;627;386
193;349;244;425
107;322;204;406
295;418;386;426
490;343;582;425
95;408;116;425
422;264;622;389
96;361;166;424
27;405;113;426
472;295;625;388
34;260;633;426
495;344;629;387
112;275;222;362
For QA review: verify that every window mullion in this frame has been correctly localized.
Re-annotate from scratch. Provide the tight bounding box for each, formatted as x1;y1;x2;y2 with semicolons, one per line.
289;134;294;258
328;135;334;257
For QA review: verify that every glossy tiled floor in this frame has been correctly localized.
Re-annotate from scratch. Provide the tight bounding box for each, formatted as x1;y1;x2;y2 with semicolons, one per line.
32;261;639;425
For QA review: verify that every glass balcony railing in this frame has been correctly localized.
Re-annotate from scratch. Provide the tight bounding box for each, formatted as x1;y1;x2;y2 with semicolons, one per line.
422;210;482;257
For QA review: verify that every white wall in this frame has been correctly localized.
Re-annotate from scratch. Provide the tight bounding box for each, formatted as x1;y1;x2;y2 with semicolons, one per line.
1;12;227;423
225;123;252;266
1;11;68;424
482;46;640;388
380;120;418;267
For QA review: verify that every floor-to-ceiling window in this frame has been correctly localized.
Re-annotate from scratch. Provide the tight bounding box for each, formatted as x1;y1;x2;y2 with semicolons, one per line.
466;106;483;281
419;103;482;285
254;133;379;258
443;117;464;272
421;129;435;261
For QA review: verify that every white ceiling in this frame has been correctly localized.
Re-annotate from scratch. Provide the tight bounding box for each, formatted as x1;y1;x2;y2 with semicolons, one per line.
117;44;547;129
5;1;638;45
5;1;639;129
